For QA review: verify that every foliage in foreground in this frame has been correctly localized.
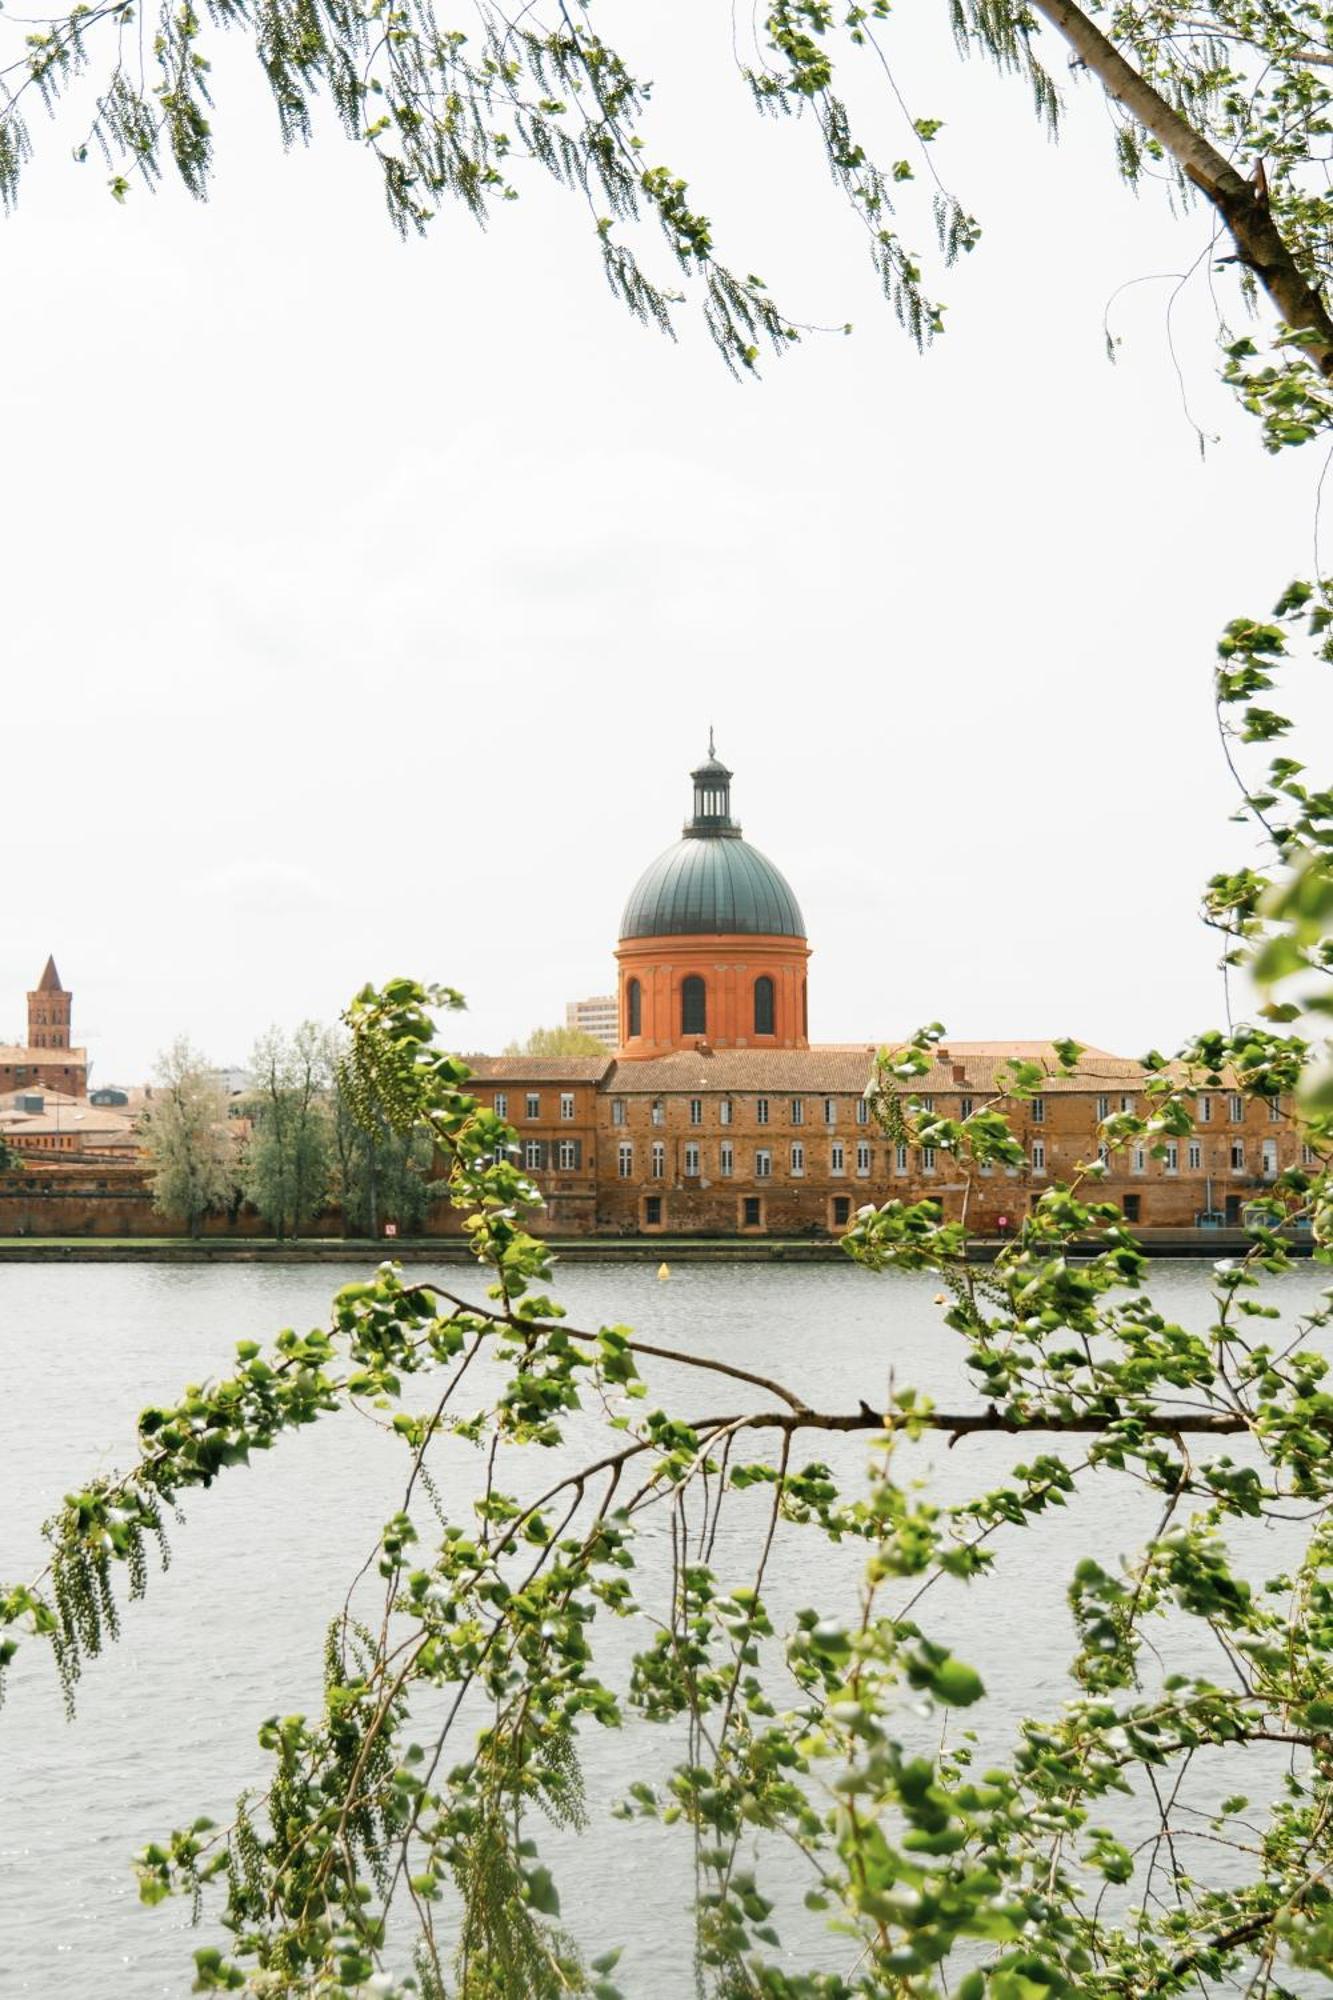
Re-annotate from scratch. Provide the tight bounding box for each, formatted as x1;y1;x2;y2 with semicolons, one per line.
1;943;1331;1996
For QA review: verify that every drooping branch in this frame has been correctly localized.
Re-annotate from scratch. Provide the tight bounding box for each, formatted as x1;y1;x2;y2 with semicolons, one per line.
1030;0;1333;377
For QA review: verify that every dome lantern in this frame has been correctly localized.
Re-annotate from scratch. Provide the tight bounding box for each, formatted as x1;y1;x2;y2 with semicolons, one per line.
687;729;738;837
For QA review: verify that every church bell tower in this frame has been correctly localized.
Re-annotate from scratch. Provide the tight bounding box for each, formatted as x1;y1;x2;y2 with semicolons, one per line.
27;956;72;1051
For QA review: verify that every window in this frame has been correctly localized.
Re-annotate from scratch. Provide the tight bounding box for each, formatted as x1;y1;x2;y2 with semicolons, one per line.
651;1099;665;1126
618;1143;633;1179
644;1195;662;1226
832;1195;851;1226
720;1099;733;1126
1229;1094;1244;1123
493;1093;508;1120
1268;1098;1282;1122
1198;1094;1212;1124
790;1099;804;1126
524;1139;545;1171
689;1098;702;1126
557;1139;581;1171
720;1142;734;1177
1123;1194;1141;1225
824;1098;836;1127
1262;1138;1278;1179
1303;1143;1318;1167
1230;1141;1246;1172
1095;1096;1109;1122
1188;1140;1202;1170
743;1196;762;1227
1032;1140;1046;1174
917;1094;934;1113
560;1092;575;1121
627;978;641;1039
611;1097;626;1126
753;976;775;1036
1120;1095;1135;1115
651;1142;665;1179
960;1097;974;1120
755;1149;772;1180
856;1098;870;1126
525;1093;540;1120
895;1143;908;1175
1097;1141;1110;1166
684;1143;700;1176
756;1098;769;1126
682;975;706;1036
922;1146;936;1173
1031;1097;1045;1125
830;1141;845;1176
856;1142;871;1177
1163;1142;1178;1174
790;1142;805;1176
1132;1145;1146;1174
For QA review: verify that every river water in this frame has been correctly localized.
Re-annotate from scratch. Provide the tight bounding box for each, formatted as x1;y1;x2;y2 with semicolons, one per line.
0;1256;1327;1996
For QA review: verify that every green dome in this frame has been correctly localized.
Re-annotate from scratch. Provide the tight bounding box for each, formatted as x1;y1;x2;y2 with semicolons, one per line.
619;744;806;940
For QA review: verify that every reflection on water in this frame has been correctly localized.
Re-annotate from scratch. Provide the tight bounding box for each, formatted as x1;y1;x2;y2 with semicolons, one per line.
0;1257;1326;1994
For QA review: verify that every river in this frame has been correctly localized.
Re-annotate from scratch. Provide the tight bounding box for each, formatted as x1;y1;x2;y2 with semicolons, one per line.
0;1256;1327;1995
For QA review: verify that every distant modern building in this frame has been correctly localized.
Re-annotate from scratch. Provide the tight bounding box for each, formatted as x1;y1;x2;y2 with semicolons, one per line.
450;743;1319;1238
564;996;618;1049
0;958;88;1099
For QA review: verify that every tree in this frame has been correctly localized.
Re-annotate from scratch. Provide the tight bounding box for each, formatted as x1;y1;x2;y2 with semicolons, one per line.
243;1024;334;1239
141;1037;234;1237
329;1031;440;1235
502;1025;612;1058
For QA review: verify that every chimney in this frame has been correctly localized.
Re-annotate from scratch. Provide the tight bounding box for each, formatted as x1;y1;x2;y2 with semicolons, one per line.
951;1063;967;1085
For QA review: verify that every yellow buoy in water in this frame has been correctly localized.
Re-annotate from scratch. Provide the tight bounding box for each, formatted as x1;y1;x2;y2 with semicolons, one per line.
657;1261;671;1281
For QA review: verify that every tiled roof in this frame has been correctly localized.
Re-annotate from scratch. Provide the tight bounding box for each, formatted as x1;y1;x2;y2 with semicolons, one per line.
894;1041;1148;1096
36;955;64;993
603;1048;878;1093
464;1056;614;1083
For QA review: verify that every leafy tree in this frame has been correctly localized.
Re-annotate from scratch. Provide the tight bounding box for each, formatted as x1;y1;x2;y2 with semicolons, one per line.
330;1033;440;1235
0;1132;21;1173
502;1025;612;1059
141;1037;234;1237
243;1024;334;1240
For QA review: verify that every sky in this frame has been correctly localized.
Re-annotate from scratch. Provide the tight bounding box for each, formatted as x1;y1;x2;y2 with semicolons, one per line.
1;0;1327;1081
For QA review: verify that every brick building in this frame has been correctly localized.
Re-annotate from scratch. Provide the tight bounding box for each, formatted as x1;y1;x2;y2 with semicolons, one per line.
0;957;89;1098
457;746;1317;1240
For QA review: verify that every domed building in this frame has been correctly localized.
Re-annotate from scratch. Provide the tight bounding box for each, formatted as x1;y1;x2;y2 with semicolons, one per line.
616;744;811;1056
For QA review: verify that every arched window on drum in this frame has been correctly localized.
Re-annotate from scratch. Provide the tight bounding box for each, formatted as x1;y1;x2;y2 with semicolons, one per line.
681;975;707;1036
626;978;642;1039
753;976;775;1036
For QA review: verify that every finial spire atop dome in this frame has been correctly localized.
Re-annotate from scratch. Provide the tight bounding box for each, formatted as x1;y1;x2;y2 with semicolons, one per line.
687;738;738;838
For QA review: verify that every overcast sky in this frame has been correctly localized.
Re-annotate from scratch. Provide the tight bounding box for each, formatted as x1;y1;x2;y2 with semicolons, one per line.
1;1;1325;1080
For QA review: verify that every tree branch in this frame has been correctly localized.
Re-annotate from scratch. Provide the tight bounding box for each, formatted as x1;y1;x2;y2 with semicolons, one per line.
1030;0;1333;376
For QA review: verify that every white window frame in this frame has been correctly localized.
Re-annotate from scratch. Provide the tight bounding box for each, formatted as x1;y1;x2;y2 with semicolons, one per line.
525;1093;540;1120
960;1097;974;1120
560;1092;575;1122
824;1097;837;1127
720;1099;733;1127
524;1139;544;1171
830;1141;845;1176
617;1143;633;1179
651;1141;666;1179
689;1098;703;1126
790;1141;805;1177
1229;1094;1244;1123
922;1145;936;1174
651;1099;665;1126
790;1099;804;1126
1031;1140;1046;1174
493;1093;508;1120
1095;1096;1109;1122
1131;1145;1146;1175
1031;1097;1045;1125
557;1139;578;1171
755;1148;772;1180
1268;1098;1282;1123
756;1098;769;1126
1230;1140;1246;1172
1188;1140;1202;1171
611;1097;626;1126
1198;1095;1212;1124
1163;1142;1178;1174
855;1098;870;1126
684;1142;700;1176
719;1141;734;1177
856;1141;871;1177
1262;1138;1278;1179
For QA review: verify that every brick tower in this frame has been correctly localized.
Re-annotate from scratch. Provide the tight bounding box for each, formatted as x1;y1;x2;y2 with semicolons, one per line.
27;956;72;1051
